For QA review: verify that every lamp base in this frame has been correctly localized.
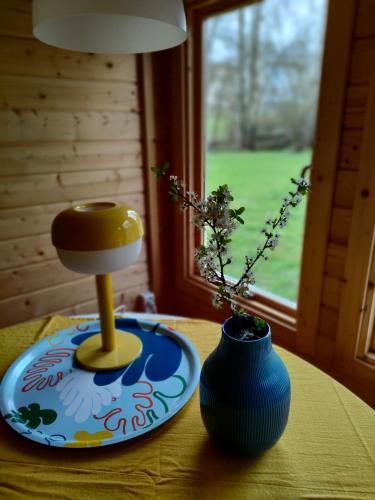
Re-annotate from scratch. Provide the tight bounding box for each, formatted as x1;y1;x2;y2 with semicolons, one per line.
76;331;142;371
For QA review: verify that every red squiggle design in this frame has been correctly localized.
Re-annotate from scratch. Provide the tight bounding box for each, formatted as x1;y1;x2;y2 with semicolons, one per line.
131;381;154;431
93;381;155;435
21;348;75;393
93;408;127;435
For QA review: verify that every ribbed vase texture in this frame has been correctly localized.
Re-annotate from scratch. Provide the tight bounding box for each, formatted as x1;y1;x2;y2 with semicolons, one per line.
200;317;291;455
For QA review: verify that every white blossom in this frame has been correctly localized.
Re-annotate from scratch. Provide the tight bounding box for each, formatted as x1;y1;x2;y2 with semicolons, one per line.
159;170;310;315
293;193;302;205
296;177;310;189
279;218;288;228
212;292;223;309
268;237;279;250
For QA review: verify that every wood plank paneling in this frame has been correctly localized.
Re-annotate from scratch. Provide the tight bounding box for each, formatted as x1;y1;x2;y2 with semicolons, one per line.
0;167;143;209
0;259;81;299
338;130;362;170
321;275;343;309
0;234;149;275
346;84;368;108
354;0;375;38
313;0;375;404
0;234;56;270
0;141;142;176
0;193;145;241
315;335;335;371
333;169;358;208
343;85;368;129
0;110;140;142
53;284;149;317
0;258;147;300
350;39;375;84
0;230;146;271
0;0;149;326
0;35;137;82
0;75;138;112
329;207;351;246
325;243;347;278
318;304;339;340
0;0;32;39
0;267;149;327
343;108;365;129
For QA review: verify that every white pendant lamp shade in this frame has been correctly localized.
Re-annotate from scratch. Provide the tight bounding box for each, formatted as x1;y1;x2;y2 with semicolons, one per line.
32;0;187;54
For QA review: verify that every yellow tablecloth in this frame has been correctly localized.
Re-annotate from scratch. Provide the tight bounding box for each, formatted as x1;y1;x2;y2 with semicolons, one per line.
0;316;374;499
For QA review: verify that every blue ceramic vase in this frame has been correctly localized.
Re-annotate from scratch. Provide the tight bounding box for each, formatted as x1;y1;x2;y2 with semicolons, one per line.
200;316;291;455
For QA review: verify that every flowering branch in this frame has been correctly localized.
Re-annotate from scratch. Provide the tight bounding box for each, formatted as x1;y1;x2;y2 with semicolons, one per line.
152;163;310;316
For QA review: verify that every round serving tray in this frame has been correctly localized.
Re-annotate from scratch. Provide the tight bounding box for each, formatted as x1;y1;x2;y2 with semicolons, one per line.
0;318;200;448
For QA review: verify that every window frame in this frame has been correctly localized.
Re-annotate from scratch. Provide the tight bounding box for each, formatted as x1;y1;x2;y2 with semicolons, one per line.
143;0;356;348
334;68;375;388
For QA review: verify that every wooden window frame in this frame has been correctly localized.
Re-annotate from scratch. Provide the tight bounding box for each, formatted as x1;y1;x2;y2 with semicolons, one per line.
142;0;356;350
334;67;375;393
355;227;375;366
174;0;300;344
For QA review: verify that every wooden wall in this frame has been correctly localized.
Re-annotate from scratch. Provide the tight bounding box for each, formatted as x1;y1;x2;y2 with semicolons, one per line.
0;0;150;327
314;0;375;374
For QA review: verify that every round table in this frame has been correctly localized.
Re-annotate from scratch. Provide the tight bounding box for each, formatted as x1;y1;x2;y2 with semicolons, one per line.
0;315;374;499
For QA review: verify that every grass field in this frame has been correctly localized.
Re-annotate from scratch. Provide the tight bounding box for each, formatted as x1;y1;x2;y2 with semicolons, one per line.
205;150;311;303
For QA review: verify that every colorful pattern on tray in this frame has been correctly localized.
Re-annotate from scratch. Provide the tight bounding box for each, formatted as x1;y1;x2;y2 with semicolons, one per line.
0;318;200;447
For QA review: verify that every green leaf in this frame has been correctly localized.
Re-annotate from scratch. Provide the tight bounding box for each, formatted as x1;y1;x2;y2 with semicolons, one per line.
237;216;244;224
27;417;42;429
151;163;170;180
237;207;245;215
40;409;57;425
254;317;266;327
168;185;179;202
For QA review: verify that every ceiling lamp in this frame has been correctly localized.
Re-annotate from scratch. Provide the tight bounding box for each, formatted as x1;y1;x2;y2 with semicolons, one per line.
32;0;187;54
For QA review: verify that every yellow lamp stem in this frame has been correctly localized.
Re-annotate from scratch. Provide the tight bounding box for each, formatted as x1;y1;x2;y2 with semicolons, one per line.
75;273;143;371
95;274;116;352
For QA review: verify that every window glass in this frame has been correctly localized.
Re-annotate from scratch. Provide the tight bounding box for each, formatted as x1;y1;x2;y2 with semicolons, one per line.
204;0;327;304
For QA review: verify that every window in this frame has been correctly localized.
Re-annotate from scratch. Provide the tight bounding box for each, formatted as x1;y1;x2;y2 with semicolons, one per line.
149;0;356;345
203;1;327;305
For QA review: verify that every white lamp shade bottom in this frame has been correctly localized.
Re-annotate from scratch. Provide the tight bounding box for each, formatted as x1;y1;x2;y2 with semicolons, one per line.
32;0;187;54
57;238;142;274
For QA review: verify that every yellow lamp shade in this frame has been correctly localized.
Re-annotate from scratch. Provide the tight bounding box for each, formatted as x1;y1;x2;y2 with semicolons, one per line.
52;202;143;274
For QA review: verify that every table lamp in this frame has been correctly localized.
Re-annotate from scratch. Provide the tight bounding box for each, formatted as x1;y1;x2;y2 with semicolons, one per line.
1;200;200;450
0;0;201;450
52;202;144;371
